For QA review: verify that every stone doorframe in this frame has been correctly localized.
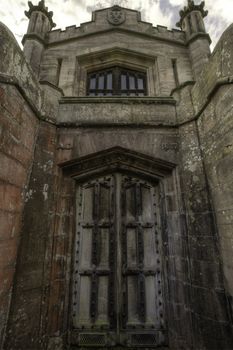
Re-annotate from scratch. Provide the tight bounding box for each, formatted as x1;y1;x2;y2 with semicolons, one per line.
50;146;190;349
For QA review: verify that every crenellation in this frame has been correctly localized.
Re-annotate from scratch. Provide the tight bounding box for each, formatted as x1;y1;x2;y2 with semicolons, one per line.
47;25;186;46
65;25;77;31
46;8;186;46
157;25;168;32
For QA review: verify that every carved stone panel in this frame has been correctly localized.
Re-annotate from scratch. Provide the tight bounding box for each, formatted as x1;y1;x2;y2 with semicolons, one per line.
107;6;126;26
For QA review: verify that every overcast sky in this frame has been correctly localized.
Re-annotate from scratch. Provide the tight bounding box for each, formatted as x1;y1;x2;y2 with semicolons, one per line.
0;0;232;50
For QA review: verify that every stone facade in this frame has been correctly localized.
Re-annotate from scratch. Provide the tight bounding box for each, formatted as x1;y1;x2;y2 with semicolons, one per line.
0;1;233;349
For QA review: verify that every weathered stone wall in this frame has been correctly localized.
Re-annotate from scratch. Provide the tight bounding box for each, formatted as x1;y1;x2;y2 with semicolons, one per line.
0;82;39;348
41;34;192;97
169;23;233;347
193;24;233;330
198;91;233;343
57;97;176;126
0;23;41;348
56;127;179;162
200;86;233;312
40;8;193;97
188;36;211;79
4;122;58;350
178;121;232;349
0;22;61;350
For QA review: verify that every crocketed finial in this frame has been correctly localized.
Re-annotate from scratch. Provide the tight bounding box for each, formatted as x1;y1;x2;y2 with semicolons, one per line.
176;1;208;28
25;0;56;28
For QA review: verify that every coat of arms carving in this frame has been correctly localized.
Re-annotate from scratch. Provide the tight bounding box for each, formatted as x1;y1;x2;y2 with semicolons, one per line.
107;6;126;26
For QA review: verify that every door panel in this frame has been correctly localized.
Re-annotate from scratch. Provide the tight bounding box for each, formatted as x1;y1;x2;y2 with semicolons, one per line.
126;228;137;267
71;173;167;348
121;177;163;326
73;176;115;333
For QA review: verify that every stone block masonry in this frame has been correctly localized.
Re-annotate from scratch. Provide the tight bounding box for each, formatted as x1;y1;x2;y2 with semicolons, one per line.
0;1;233;349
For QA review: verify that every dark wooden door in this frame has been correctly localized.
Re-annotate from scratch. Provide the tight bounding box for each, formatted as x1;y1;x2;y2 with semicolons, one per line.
72;173;166;348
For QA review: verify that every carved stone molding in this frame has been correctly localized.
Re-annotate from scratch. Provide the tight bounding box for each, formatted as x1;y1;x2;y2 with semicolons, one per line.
59;146;176;181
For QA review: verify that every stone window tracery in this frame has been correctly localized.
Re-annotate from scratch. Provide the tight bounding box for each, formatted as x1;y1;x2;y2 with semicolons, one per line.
87;67;147;96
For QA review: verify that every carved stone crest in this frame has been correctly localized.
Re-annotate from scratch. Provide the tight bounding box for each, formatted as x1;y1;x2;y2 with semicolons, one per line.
107;6;126;26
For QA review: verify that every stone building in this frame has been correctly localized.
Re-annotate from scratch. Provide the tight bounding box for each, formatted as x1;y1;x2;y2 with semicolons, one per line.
0;0;233;349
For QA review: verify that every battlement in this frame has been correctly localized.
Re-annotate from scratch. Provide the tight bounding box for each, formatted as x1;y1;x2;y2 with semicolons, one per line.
47;7;186;46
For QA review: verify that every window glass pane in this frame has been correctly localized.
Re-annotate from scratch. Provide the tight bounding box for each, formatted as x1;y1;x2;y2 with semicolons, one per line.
137;78;144;90
129;76;136;90
121;75;127;90
87;68;147;96
98;75;104;89
90;77;96;90
107;73;112;90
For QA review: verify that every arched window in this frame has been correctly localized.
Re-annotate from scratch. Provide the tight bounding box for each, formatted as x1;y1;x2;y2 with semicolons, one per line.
87;67;147;96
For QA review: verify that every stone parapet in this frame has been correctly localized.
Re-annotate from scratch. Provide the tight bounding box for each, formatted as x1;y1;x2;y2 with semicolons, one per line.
58;96;177;127
47;7;185;46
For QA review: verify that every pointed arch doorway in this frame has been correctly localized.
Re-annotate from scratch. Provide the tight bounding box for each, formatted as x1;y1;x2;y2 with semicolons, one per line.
61;147;175;348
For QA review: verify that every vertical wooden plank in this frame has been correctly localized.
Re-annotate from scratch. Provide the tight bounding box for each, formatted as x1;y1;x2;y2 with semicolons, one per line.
126;228;137;267
144;228;156;268
127;276;139;324
76;276;91;325
141;184;153;222
90;274;98;321
91;183;99;267
115;173;122;341
97;276;109;324
108;176;116;329
145;276;156;324
79;228;92;269
138;273;146;322
99;183;111;221
125;184;137;222
98;228;109;268
83;185;94;222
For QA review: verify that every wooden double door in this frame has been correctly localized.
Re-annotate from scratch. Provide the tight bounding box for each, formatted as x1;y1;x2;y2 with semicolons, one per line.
72;173;166;348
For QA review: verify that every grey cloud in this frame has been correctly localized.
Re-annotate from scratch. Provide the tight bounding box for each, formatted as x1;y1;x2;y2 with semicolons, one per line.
160;0;181;27
72;0;87;8
206;14;229;48
86;6;95;14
